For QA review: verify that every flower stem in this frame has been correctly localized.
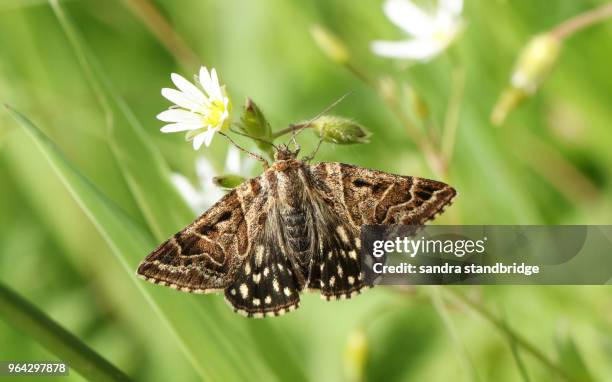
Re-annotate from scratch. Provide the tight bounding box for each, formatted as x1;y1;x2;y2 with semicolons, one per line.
0;282;131;382
442;287;578;382
271;123;311;140
550;2;612;40
441;66;466;166
120;0;201;70
429;287;481;382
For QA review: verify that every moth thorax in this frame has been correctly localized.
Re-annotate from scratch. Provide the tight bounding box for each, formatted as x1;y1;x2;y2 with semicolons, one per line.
275;169;306;207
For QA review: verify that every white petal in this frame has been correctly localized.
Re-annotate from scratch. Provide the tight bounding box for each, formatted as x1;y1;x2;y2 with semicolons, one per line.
199;66;217;99
171;73;206;103
157;109;201;123
160;123;200;133
383;0;434;37
192;132;207;150
161;88;201;110
209;68;222;99
203;127;218;147
224;146;241;173
438;0;463;17
371;38;445;61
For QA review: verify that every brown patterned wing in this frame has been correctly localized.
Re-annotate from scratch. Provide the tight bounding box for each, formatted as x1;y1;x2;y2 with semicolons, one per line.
309;162;457;229
137;178;266;293
305;162;456;300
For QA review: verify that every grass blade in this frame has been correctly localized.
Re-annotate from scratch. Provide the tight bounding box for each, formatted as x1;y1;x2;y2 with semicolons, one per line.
0;282;131;382
49;0;194;242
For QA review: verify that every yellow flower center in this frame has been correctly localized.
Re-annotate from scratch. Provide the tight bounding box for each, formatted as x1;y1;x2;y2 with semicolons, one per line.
201;99;230;130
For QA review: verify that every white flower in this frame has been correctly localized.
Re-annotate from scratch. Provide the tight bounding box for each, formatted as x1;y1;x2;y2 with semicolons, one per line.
171;147;254;214
371;0;463;62
157;66;232;150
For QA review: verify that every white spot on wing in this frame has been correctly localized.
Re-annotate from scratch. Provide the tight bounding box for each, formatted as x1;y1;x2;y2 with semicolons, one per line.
253;298;261;306
348;276;355;285
263;267;269;277
355;237;361;249
244;263;251;275
330;276;336;286
283;287;291;296
239;283;249;299
336;226;350;245
255;246;264;266
273;279;280;292
253;273;261;284
349;250;358;260
265;295;272;304
337;265;343;277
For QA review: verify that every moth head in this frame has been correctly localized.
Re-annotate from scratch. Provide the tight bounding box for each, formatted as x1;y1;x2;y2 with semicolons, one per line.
274;144;300;161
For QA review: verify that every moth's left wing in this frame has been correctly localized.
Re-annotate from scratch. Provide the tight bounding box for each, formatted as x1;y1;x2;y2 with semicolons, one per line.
305;162;456;299
309;162;456;228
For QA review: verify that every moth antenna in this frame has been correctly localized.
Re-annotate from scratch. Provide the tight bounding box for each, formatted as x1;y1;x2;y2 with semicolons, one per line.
285;91;353;146
229;126;279;150
302;136;323;162
219;132;269;169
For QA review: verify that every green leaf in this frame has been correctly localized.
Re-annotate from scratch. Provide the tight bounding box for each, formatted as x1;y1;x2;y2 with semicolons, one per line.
0;282;131;382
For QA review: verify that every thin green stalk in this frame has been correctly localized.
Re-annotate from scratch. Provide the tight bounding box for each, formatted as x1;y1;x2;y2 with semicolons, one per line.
443;287;577;382
442;66;466;164
429;287;481;382
550;2;612;40
119;0;200;71
0;282;131;382
271;123;311;139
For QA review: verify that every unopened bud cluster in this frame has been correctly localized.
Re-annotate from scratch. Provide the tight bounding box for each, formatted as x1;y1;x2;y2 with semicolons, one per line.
312;116;372;145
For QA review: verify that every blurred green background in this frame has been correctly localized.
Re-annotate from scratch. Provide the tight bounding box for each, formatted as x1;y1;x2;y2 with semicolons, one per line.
1;0;612;381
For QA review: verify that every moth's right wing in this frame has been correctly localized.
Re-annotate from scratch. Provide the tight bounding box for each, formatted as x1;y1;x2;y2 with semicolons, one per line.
137;178;267;293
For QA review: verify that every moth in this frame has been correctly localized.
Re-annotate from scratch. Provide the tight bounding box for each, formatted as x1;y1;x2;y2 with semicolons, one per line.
137;145;456;318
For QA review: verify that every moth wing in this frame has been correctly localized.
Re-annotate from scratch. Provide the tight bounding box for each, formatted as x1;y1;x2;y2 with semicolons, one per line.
309;162;456;228
305;217;367;300
223;227;302;318
305;162;456;299
137;178;266;293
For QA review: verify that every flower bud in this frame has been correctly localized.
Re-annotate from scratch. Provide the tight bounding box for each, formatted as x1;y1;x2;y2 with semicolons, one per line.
511;34;561;95
312;116;371;145
310;24;350;65
240;98;273;157
213;174;245;189
344;328;368;382
492;33;561;125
